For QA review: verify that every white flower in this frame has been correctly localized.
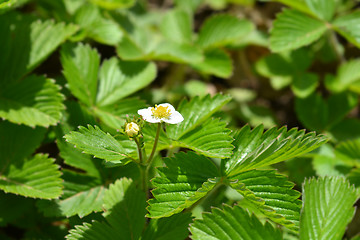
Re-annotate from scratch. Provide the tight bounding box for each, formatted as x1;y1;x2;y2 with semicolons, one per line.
125;122;140;137
137;103;184;124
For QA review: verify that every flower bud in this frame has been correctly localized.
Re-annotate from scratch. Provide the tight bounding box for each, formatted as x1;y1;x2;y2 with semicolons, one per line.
125;122;140;137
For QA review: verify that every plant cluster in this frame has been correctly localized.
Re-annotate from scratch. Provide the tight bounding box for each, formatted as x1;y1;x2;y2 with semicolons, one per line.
0;0;360;239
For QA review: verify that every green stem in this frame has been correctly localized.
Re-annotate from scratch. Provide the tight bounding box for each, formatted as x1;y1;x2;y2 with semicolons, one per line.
147;123;161;166
134;137;143;164
329;31;345;63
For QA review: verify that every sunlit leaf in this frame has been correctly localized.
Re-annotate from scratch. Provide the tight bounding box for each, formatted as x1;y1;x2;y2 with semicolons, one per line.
300;177;359;240
190;205;282;240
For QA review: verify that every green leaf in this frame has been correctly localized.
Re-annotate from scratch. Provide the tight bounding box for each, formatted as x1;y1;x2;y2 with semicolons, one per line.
328;118;360;142
75;4;123;45
304;0;337;21
160;9;193;44
0;154;62;199
0;75;65;127
0;13;78;83
270;9;327;52
64;125;136;163
147;152;221;218
190;205;282;240
300;177;359;240
66;178;146;240
325;59;360;93
333;11;360;48
197;14;253;49
96;57;156;107
0;192;35;226
291;73;318;98
335;138;360;163
192;48;233;78
175;118;234;159
94;98;147;130
0;0;29;13
61;43;100;107
312;144;350;177
348;168;360;188
167;94;232;140
37;170;105;218
261;0;314;17
229;170;301;232
142;213;193;240
89;0;135;10
0;120;46;165
225;125;327;176
153;41;203;64
295;92;358;132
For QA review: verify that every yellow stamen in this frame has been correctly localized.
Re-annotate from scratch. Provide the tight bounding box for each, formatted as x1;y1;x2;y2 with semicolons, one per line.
151;105;171;119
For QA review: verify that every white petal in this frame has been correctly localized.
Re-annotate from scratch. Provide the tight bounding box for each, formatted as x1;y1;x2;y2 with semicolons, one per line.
138;107;161;123
163;111;184;124
157;103;176;113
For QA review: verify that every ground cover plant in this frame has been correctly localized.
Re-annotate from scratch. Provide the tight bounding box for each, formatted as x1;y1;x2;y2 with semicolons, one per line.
1;0;360;239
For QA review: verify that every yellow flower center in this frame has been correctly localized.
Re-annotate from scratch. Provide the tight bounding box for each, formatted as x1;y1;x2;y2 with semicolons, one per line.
151;105;171;119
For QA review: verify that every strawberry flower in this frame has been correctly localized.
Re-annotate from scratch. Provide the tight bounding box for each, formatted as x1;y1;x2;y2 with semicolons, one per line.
137;103;184;124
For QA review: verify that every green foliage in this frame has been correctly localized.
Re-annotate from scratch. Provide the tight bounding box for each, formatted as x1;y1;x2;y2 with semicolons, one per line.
190;205;282;240
270;9;327;52
224;125;327;176
229;170;302;231
148;152;221;218
300;177;359;240
64;125;137;164
66;178;146;240
1;0;360;239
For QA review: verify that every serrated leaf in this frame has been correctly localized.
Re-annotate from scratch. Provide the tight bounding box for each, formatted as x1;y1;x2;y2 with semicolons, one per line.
147;152;221;218
64;125;136;163
335;138;360;163
167;94;232;140
192;48;233;78
270;9;327;52
333;11;360;48
160;9;193;44
0;13;78;83
190;204;282;240
96;57;156;107
0;75;65;127
66;178;146;240
325;59;360;93
0;154;62;199
37;170;105;218
229;169;302;232
61;43;100;107
176;118;234;158
142;213;192;240
300;177;359;240
197;14;252;49
225;125;327;176
304;0;337;21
